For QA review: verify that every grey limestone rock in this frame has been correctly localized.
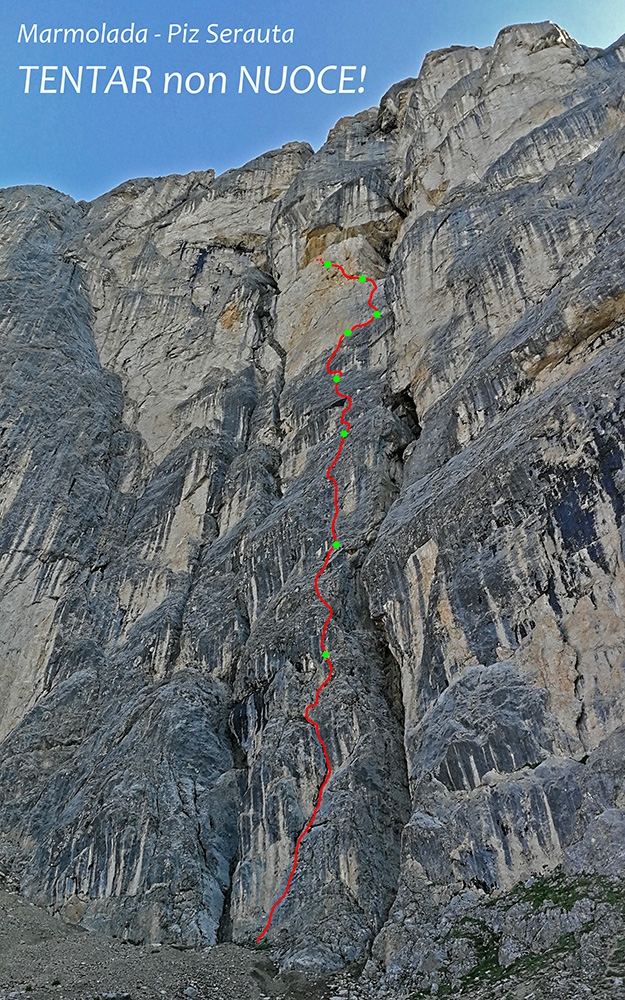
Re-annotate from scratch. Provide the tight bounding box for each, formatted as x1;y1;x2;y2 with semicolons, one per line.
1;17;625;990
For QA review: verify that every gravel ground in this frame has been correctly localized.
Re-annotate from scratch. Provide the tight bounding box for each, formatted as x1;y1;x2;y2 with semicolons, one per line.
0;888;327;1000
1;887;624;1000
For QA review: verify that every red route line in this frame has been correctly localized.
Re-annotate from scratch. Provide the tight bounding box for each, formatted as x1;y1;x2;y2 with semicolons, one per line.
255;259;379;943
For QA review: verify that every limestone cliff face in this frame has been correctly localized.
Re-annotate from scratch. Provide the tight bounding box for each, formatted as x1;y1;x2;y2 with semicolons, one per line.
1;20;625;989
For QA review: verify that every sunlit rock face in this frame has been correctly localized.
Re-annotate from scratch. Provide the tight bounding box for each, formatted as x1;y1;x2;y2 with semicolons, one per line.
1;19;625;986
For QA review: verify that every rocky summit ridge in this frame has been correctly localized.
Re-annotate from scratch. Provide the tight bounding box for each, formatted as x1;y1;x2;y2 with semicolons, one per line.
1;20;625;996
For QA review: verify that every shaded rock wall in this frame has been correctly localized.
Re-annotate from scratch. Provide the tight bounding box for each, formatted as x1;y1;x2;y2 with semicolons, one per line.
1;19;625;986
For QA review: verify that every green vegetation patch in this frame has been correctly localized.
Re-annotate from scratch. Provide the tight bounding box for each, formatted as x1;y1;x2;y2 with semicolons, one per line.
503;871;622;912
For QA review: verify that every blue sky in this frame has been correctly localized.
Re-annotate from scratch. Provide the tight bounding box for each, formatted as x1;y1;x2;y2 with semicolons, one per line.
0;0;623;201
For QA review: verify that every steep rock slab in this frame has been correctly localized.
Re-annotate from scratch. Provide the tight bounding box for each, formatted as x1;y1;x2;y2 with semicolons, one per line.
362;21;625;992
0;149;315;946
0;179;251;944
0;135;413;965
0;18;625;986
